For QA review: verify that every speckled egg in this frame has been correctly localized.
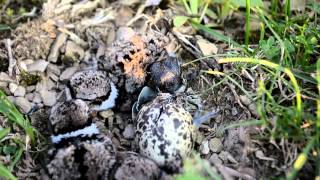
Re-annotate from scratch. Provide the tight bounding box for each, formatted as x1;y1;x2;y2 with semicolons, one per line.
135;93;195;171
44;135;116;180
70;70;111;100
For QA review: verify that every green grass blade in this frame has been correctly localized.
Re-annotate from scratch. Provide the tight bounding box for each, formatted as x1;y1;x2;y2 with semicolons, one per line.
9;148;23;171
245;0;251;48
287;136;316;180
190;21;242;48
0;90;35;144
182;0;192;14
190;0;199;15
0;165;17;180
223;119;265;131
0;24;11;31
218;57;302;123
0;128;11;141
317;58;320;130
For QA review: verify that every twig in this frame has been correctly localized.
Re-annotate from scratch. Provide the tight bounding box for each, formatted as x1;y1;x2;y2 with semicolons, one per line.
5;39;16;77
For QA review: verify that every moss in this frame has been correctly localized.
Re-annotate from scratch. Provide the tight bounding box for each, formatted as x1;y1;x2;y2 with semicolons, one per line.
19;71;41;86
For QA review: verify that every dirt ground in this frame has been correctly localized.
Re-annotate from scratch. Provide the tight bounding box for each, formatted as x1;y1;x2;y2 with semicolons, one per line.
0;0;315;179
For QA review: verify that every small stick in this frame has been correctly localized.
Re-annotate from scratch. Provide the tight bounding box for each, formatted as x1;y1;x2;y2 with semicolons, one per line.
5;39;16;77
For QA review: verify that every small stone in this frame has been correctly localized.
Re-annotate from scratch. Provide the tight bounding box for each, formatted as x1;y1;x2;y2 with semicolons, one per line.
15;97;32;113
197;38;218;56
99;109;114;119
14;86;26;97
7;96;15;103
199;140;210;155
40;90;57;106
196;130;204;144
122;124;135;139
218;151;228;163
60;67;78;81
249;103;258;117
116;27;135;41
27;60;49;72
0;72;14;82
19;61;28;71
25;93;34;101
209;138;223;153
9;83;18;94
209;153;222;165
0;81;8;88
48;72;59;82
33;93;42;103
26;85;36;92
48;33;68;63
47;64;61;75
65;41;85;61
231;107;238;116
239;95;251;106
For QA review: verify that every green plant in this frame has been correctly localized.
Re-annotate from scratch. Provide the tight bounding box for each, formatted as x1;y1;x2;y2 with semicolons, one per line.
0;90;37;179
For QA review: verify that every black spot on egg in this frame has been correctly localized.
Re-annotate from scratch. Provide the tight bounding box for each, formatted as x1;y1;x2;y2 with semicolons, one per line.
173;118;181;129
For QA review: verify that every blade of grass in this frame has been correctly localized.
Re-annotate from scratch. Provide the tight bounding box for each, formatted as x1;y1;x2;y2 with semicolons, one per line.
285;0;291;19
218;57;302;123
0;165;17;180
189;20;242;49
0;128;11;141
0;90;35;144
9;148;23;171
223;119;265;131
182;0;192;14
245;0;251;48
190;0;199;15
202;70;253;99
287;136;317;180
256;8;286;65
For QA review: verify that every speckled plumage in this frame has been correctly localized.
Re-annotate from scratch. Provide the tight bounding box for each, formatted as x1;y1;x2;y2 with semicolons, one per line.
70;70;111;100
50;99;89;135
135;94;196;170
114;152;166;180
45;135;116;180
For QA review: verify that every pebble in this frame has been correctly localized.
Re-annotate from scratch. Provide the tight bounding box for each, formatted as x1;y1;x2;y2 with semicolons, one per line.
9;83;18;94
65;41;85;61
48;33;68;63
15;97;32;113
122;124;135;139
231;107;238;116
209;138;223;153
14;86;26;97
197;38;218;56
0;72;13;83
40;90;56;106
239;95;251;106
199;140;210;155
116;27;135;41
48;71;59;82
27;60;49;72
218;151;229;163
196;131;204;144
47;64;61;75
249;103;259;117
7;96;15;103
0;82;8;88
26;85;36;92
99;109;114;119
60;66;78;81
25;93;34;101
209;153;222;165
